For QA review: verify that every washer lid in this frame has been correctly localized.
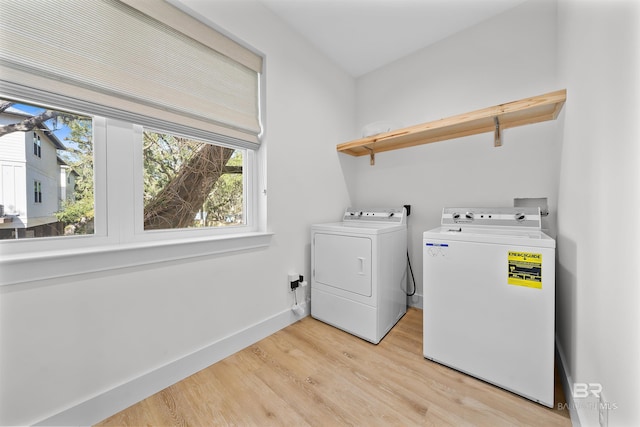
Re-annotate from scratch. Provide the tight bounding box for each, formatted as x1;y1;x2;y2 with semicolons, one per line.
313;221;406;235
423;226;555;248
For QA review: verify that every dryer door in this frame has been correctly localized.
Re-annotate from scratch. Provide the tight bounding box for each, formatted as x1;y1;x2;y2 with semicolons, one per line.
314;233;372;296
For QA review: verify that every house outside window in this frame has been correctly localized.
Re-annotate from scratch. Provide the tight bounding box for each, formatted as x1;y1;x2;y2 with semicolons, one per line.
0;98;93;240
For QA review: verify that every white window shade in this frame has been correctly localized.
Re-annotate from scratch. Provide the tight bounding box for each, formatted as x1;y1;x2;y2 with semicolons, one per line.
0;0;263;148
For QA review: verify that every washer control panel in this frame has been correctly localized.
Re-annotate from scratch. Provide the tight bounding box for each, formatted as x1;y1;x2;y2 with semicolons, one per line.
343;207;406;224
442;207;541;229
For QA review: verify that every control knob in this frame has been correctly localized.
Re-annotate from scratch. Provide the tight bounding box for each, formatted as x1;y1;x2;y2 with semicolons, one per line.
515;212;526;222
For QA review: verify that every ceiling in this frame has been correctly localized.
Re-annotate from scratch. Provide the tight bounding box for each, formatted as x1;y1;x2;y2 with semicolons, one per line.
260;0;528;77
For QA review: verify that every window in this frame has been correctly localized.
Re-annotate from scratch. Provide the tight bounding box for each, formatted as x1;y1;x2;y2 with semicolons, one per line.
33;133;41;157
0;0;268;284
143;130;245;231
0;98;94;240
0;97;94;240
33;180;42;203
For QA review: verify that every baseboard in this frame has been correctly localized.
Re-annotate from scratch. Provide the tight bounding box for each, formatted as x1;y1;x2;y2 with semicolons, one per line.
556;335;581;427
35;302;310;426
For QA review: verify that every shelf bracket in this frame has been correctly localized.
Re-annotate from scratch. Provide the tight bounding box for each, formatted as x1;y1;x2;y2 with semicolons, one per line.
365;146;375;165
494;116;502;147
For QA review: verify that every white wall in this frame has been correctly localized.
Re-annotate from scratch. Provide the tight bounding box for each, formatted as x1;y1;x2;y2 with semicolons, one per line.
0;162;25;216
0;124;27;217
0;118;26;162
348;0;561;307
556;0;640;425
0;1;355;424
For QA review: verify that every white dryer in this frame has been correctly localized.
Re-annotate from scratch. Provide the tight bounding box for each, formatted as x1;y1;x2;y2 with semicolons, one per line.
423;207;556;407
311;207;407;344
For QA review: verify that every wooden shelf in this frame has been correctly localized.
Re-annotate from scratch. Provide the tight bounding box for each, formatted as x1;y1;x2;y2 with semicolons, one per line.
337;89;566;159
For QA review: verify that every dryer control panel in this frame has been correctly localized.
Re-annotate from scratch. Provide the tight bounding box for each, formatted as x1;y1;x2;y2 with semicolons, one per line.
343;207;407;224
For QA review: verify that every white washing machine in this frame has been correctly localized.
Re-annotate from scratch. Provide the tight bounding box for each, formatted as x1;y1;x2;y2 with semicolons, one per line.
311;207;407;344
423;207;556;407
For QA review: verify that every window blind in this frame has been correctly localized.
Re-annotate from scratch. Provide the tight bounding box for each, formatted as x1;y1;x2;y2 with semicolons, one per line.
0;0;263;148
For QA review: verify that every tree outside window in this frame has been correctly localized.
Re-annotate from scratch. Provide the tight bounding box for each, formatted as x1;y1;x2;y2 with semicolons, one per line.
143;130;244;231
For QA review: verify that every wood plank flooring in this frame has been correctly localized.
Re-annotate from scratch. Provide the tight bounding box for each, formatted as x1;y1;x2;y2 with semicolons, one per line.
96;308;571;426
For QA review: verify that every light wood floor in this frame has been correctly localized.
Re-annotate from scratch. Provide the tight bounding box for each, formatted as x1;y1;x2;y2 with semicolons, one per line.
96;308;571;426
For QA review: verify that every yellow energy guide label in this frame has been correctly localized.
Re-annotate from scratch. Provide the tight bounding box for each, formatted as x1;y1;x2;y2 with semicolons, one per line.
508;251;542;289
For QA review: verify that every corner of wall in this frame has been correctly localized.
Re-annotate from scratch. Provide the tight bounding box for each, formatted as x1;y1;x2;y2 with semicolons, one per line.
556;335;581;426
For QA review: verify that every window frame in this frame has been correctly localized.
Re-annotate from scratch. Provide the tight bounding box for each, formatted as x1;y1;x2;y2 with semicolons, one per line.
133;125;256;241
0;105;109;250
0;93;270;287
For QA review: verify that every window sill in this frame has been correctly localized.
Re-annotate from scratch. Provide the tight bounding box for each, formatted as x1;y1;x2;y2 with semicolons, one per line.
0;232;273;287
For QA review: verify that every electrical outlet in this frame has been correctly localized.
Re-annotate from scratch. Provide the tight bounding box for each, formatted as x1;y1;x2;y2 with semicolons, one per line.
599;393;608;427
288;273;299;291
